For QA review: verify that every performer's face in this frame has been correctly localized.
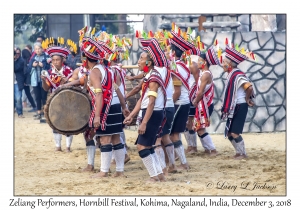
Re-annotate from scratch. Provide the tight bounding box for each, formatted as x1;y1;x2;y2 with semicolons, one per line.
51;55;63;69
138;52;148;71
221;57;231;72
198;57;206;69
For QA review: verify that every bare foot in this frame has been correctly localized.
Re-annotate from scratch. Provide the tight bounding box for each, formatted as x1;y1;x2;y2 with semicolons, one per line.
168;164;178;173
82;164;94;172
177;163;190;170
158;173;167;182
55;147;62;152
234;154;248;160
187;148;197;154
208;150;218;157
124;154;130;164
66;147;71;153
146;176;160;183
185;146;193;154
91;171;109;178
162;167;168;176
111;159;116;165
112;171;125;177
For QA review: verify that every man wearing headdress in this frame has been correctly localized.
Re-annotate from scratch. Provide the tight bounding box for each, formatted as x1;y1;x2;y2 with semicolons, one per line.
41;37;74;152
123;36;167;182
220;42;255;160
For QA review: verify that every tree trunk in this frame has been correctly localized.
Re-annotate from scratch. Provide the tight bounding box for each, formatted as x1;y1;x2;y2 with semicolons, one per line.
117;14;127;34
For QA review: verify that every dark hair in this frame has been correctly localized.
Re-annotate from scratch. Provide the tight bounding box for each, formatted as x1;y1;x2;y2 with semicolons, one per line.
87;56;98;63
171;44;183;58
199;53;210;67
26;44;32;51
103;59;109;66
144;51;154;67
37;35;44;41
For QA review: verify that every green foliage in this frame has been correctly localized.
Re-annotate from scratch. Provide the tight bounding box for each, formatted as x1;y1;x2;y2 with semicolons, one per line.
14;14;47;42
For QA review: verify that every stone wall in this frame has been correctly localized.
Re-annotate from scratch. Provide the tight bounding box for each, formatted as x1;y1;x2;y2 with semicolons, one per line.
119;31;286;133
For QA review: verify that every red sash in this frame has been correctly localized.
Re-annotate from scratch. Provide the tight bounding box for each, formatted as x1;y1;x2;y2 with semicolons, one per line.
171;60;190;91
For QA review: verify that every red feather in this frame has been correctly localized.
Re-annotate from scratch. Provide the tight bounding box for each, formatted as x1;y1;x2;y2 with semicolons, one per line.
149;31;154;38
135;30;139;38
215;39;218;45
178;28;181;36
225;38;228;45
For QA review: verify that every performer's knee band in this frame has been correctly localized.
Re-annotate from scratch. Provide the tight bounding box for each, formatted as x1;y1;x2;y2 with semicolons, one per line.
86;140;95;146
173;140;182;148
234;135;243;143
189;130;195;134
228;136;234;141
149;147;155;154
164;143;174;148
138;149;151;158
113;143;124;150
100;144;113;152
200;133;208;139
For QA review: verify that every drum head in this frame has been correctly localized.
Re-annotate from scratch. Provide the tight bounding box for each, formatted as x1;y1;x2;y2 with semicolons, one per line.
44;86;92;135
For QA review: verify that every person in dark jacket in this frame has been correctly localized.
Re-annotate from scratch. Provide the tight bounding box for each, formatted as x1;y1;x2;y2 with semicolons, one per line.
28;42;50;119
22;44;37;112
14;47;25;118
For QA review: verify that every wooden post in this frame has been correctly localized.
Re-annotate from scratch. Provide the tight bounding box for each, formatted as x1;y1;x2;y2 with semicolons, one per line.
198;16;206;31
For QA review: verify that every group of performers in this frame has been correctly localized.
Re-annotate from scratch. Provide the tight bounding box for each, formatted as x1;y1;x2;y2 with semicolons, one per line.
39;23;255;182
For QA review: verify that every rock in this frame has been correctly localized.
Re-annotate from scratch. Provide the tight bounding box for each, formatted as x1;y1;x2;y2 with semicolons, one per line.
274;78;286;98
250;72;263;80
254;50;273;60
274;106;286;123
275;118;286;131
266;72;278;79
255;79;276;93
215;121;227;134
241;32;257;42
249;122;261;132
198;31;215;46
132;53;138;66
234;32;242;45
246;107;256;122
207;111;220;132
273;32;286;45
243;122;251;132
253;94;266;106
238;60;255;71
253;107;268;126
260;66;273;75
262;116;275;132
210;65;224;78
237;25;249;32
263;38;275;50
213;99;223;112
253;53;265;66
274;61;286;76
257;32;272;47
267;51;285;66
248;64;263;73
251;15;277;31
238;15;250;25
276;44;285;51
263;88;284;106
267;106;280;115
248;39;260;51
213;78;224;98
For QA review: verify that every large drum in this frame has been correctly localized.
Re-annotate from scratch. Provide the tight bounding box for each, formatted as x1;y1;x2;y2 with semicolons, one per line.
125;79;141;126
44;86;92;135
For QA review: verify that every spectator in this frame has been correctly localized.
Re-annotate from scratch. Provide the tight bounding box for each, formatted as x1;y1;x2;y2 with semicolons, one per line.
14;47;25;118
22;44;37;112
28;42;50;120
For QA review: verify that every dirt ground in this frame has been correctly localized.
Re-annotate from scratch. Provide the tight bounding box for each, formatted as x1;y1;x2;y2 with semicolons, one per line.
14;110;286;196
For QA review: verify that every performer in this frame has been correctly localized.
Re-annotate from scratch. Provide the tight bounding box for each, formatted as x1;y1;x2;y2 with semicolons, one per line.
40;37;74;152
124;37;167;182
191;45;220;156
220;41;255;160
167;24;197;170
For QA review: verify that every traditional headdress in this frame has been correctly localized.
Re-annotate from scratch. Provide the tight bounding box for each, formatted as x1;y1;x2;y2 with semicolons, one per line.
137;35;168;68
41;37;75;58
97;31;132;61
79;26;114;61
223;38;256;64
168;23;196;52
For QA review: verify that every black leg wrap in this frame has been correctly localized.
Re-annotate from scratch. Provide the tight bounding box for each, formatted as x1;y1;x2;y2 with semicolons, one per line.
138;149;151;158
234;135;243;143
113;143;124;150
173;140;182;148
200;133;208;139
100;144;113;152
86;140;95;146
164;143;174;148
189;130;195;134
